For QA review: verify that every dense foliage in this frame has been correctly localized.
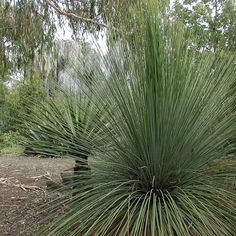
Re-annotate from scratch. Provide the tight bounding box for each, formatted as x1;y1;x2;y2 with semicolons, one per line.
0;0;141;78
0;74;46;153
173;0;236;52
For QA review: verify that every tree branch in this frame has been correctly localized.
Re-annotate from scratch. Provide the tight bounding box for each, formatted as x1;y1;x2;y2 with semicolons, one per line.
44;0;109;29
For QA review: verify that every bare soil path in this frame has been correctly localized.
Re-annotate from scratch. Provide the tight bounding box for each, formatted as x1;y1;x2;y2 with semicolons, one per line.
0;155;74;236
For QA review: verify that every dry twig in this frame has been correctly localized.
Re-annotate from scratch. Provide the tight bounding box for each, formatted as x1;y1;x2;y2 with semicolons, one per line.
0;177;44;191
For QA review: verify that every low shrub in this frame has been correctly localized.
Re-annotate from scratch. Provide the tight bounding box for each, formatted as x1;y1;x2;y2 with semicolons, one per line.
0;131;24;155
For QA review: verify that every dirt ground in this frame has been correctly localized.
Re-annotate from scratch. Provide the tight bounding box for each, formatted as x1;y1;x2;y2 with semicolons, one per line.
0;155;74;236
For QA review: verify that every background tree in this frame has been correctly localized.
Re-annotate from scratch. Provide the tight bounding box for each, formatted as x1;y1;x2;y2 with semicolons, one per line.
172;0;236;52
0;1;56;77
0;0;140;77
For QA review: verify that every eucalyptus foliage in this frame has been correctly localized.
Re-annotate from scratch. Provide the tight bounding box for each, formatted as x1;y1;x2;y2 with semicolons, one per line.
24;3;236;235
0;1;56;75
173;0;236;52
0;0;143;76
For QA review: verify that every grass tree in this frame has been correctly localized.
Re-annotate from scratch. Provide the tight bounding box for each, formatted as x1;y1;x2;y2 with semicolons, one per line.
24;2;236;236
23;91;104;184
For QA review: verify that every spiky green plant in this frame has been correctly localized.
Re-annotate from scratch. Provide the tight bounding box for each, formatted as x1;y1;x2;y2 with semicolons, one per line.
22;90;107;185
23;92;96;158
26;3;236;236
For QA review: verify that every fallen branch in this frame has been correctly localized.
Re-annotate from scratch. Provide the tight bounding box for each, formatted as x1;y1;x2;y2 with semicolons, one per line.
30;172;51;181
19;184;43;191
0;177;44;191
11;196;28;200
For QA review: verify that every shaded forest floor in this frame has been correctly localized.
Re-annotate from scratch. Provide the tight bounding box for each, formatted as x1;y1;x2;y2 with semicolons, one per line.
0;155;74;236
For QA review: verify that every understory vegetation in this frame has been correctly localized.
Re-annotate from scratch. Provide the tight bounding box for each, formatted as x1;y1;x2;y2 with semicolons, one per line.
0;75;46;155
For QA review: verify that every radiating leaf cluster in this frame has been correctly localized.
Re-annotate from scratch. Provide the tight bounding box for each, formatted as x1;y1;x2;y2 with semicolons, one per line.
24;3;236;236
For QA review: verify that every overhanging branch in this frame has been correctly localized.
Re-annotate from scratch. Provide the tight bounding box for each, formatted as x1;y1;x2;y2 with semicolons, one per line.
44;0;109;29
